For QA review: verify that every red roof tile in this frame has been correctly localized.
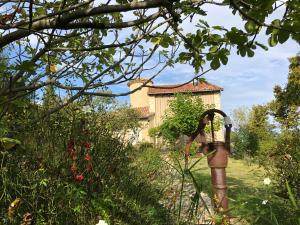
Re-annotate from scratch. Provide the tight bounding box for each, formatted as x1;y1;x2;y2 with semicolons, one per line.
134;107;154;119
148;82;223;95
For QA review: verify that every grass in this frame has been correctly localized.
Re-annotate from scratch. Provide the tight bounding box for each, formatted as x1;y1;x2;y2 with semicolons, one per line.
162;151;296;224
188;157;284;224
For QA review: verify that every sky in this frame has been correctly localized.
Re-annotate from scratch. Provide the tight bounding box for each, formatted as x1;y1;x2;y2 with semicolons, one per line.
115;4;299;115
2;1;298;116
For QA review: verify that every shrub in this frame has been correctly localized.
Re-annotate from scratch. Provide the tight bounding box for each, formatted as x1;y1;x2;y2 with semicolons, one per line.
266;131;300;199
0;101;174;225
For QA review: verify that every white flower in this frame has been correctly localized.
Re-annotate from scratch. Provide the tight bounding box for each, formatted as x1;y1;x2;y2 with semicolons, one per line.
96;220;108;225
262;200;268;205
263;177;271;185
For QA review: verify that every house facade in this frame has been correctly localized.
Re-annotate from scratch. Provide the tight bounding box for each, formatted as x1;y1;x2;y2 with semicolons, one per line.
128;78;223;143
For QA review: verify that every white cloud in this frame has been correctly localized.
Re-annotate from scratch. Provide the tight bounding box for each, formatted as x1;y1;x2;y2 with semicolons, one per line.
115;3;299;114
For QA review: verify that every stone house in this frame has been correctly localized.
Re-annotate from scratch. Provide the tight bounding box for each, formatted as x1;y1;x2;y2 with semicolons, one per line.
128;78;223;143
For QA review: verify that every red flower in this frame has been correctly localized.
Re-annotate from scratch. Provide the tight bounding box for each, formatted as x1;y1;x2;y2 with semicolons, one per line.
74;174;84;182
84;142;91;149
84;154;92;161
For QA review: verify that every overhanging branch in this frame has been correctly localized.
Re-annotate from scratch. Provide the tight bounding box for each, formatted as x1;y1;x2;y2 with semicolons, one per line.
0;0;168;48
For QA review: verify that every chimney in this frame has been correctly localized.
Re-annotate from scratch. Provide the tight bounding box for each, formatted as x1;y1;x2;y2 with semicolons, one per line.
127;78;153;108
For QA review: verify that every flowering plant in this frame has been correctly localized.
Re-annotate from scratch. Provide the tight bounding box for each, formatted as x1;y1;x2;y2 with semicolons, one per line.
67;137;93;182
96;219;108;225
263;177;271;185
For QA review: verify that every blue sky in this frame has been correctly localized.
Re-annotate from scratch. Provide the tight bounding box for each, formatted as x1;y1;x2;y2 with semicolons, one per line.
114;4;299;114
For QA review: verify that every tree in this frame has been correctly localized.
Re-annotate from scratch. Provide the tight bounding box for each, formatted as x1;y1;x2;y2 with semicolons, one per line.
231;106;276;159
0;0;299;116
270;56;300;130
155;92;222;171
231;107;257;159
232;55;300;197
266;55;300;198
157;93;207;142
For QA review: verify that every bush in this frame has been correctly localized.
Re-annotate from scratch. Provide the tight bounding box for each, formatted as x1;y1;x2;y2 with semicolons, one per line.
0;102;174;225
265;131;300;199
230;106;276;160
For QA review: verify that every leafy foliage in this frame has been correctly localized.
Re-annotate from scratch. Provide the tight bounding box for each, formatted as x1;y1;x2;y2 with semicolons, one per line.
0;99;174;225
231;106;276;159
264;56;300;199
0;0;299;115
156;93;207;142
231;55;300;199
270;56;300;129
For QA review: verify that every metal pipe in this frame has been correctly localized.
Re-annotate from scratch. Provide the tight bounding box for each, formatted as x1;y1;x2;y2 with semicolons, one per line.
206;142;229;213
183;109;232;224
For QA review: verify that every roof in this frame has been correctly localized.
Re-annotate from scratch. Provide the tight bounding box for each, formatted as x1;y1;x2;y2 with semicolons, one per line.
134;107;154;119
148;82;223;95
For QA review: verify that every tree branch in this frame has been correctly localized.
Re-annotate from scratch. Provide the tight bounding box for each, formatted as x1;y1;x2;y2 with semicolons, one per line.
229;0;299;35
0;0;168;48
55;12;161;30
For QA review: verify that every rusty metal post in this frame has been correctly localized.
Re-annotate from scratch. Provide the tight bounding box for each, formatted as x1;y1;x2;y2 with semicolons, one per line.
204;110;232;224
183;109;232;224
206;142;229;213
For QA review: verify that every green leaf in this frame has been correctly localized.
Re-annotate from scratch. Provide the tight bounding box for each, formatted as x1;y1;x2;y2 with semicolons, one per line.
187;170;211;214
160;39;169;48
151;37;160;45
286;181;298;209
238;47;246;57
266;26;273;35
123;47;130;54
278;30;290;44
255;42;268;51
262;0;276;10
268;34;278;47
211;58;221;70
206;53;213;61
13;99;28;107
209;46;218;53
35;7;46;16
212;26;227;31
178;52;192;63
247;49;254;57
272;19;281;27
220;55;228;65
39;178;49;187
245;20;256;33
0;137;21;151
270;19;281;35
16;61;36;73
198;19;209;28
227;28;248;45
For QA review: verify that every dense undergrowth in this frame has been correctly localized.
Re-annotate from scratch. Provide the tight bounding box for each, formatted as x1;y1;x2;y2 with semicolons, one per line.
0;93;299;225
0;100;174;225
